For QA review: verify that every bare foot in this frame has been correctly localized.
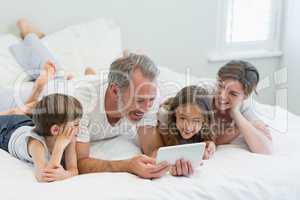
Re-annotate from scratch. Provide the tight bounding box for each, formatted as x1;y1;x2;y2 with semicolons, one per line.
66;73;75;80
122;49;130;57
84;67;97;75
17;18;45;39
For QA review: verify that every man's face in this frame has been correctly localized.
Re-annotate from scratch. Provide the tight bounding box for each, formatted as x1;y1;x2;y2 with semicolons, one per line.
118;68;157;122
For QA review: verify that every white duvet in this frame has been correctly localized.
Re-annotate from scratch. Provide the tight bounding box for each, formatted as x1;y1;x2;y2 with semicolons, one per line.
1;86;299;200
1;103;300;200
1;19;300;200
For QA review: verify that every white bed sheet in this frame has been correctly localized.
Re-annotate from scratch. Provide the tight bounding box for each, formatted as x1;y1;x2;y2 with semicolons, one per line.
0;103;300;200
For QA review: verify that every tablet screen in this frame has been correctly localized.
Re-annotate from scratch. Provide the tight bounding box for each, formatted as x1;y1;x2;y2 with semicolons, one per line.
156;142;206;167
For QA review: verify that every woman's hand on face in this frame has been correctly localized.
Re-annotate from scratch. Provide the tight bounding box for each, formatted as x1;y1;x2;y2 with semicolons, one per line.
170;159;194;177
229;99;243;117
203;141;216;160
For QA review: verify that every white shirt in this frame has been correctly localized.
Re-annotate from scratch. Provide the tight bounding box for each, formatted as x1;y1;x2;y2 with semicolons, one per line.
74;77;159;143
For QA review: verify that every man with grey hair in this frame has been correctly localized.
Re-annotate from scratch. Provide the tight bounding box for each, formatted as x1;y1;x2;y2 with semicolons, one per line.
11;19;170;179
75;53;170;179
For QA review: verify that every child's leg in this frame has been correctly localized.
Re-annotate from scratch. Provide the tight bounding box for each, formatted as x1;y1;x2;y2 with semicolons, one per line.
0;102;36;116
0;62;55;116
24;61;55;105
10;19;63;80
84;67;97;75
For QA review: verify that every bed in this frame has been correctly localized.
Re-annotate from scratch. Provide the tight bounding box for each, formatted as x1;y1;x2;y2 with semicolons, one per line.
0;19;299;200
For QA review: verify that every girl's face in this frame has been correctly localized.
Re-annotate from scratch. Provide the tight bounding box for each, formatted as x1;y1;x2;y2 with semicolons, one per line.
215;78;246;112
175;104;204;139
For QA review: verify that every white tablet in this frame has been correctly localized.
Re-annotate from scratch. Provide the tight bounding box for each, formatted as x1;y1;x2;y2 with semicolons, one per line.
156;142;206;167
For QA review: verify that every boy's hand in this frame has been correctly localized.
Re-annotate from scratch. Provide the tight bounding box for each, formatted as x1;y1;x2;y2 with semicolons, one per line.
203;141;216;160
40;165;70;182
35;170;49;183
55;127;77;149
47;127;76;170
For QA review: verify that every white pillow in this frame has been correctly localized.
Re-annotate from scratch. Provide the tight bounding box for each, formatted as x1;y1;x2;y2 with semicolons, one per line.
0;34;25;87
42;18;122;77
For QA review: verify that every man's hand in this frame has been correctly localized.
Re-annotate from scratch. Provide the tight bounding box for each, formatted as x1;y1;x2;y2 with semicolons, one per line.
203;141;216;160
128;155;170;179
169;159;194;177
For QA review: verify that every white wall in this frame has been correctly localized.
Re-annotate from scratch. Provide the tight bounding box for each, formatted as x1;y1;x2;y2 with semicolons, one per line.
280;0;300;116
1;0;281;105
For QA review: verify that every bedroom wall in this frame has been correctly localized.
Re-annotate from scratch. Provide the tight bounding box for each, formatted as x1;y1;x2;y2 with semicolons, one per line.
280;0;300;116
0;0;281;105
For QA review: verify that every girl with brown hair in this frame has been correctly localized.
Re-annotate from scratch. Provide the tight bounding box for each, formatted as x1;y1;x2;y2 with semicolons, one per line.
156;85;216;176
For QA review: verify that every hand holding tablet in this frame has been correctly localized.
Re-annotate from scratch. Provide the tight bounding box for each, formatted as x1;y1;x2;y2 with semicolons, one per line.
156;142;206;168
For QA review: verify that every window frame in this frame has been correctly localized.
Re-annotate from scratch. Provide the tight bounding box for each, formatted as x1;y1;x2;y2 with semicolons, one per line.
215;0;283;56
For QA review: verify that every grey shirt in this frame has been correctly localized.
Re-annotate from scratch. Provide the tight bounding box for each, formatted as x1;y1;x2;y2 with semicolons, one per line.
8;126;50;163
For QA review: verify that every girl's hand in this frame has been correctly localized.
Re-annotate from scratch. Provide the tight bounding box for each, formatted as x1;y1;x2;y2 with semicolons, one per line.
170;159;194;177
40;165;70;182
203;141;216;160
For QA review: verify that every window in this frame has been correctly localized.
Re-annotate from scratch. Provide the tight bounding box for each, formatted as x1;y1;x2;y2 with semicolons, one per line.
227;0;272;43
211;0;283;61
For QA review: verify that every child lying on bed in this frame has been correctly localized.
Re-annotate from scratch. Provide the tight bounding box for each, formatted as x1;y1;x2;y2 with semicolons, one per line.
0;62;83;182
155;85;216;176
